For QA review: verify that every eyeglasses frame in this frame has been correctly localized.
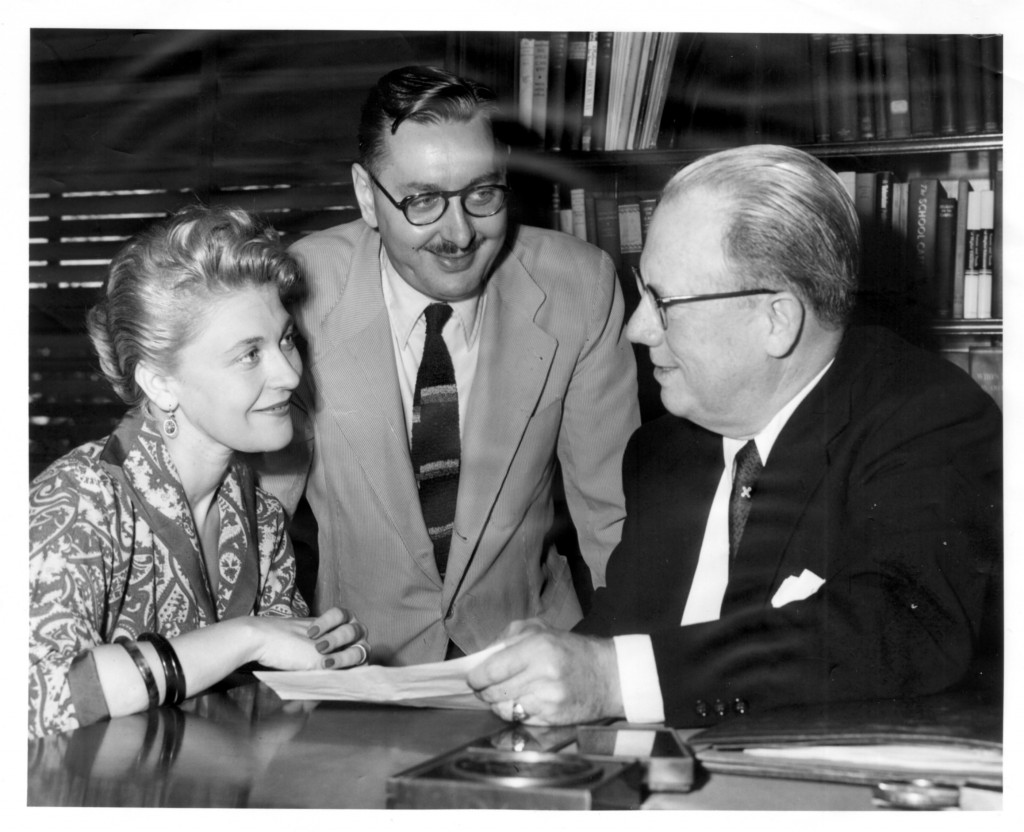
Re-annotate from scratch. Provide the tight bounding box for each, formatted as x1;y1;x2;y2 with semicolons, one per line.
632;267;780;330
367;171;511;226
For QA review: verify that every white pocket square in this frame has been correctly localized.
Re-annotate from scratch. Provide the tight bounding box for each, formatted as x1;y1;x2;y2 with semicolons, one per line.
771;569;826;608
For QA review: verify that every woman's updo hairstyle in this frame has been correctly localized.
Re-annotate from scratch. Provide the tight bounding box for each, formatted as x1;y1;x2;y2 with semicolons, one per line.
86;203;302;407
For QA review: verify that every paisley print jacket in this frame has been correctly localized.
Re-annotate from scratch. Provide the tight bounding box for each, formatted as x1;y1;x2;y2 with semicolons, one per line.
29;410;308;738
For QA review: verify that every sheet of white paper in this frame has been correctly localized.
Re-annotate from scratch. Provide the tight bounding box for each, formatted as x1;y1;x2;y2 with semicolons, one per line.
254;641;506;710
743;744;1002;776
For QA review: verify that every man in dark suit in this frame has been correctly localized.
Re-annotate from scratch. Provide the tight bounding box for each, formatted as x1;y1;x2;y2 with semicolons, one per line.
468;144;1002;727
259;66;639;665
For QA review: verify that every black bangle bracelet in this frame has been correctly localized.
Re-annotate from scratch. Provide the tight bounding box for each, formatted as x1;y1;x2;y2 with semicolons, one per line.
139;632;187;707
116;637;160;710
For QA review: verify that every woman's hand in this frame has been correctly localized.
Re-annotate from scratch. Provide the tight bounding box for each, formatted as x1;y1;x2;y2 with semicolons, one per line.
248;607;369;671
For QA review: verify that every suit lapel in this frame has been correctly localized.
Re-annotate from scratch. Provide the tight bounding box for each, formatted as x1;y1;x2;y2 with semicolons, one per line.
723;340;856;614
443;250;557;594
311;228;438;581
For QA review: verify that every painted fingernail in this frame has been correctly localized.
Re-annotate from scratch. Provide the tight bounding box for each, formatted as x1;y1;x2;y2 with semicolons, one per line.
316;640;329;652
307;626;320;638
324;657;335;668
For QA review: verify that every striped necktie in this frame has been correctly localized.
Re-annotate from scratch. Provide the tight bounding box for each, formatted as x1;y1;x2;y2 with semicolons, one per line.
411;303;460;579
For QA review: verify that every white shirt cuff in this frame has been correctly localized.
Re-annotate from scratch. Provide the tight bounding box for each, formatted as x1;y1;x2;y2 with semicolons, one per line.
613;634;665;724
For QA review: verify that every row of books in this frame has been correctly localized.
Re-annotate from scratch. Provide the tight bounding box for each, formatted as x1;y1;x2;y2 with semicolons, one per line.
548;185;659;279
837;170;1002;320
512;33;1002;152
517;32;680;152
812;34;1002;144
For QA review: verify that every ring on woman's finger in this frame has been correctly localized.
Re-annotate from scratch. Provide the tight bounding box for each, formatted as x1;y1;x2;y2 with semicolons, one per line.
511;701;527;722
352;642;369;666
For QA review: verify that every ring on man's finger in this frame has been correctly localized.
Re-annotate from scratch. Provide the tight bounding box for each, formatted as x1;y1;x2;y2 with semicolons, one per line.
511;701;527;722
352;642;369;666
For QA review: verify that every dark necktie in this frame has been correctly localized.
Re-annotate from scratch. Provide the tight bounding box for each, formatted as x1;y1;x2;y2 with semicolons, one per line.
729;440;763;560
411;303;460;579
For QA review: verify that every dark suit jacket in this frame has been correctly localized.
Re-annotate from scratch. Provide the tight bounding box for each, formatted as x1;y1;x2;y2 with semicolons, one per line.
576;326;1002;727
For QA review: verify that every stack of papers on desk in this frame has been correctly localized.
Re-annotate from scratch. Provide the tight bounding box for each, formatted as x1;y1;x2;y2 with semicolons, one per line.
689;690;1002;788
254;643;503;710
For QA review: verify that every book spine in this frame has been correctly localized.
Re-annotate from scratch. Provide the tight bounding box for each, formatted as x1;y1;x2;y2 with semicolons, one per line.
854;34;876;139
907;179;939;304
883;35;911;138
548;183;562;231
558;208;574;236
991;165;1001;318
518;37;535;130
580;32;599;151
934;34;958;135
869;35;888;139
530;37;550;141
545;32;569;151
591;32;614;151
570;187;588;241
628;33;658;150
951;179;973;318
593;195;622;272
561;33;588;151
639;196;658;243
963;190;982;319
976;190;994;318
934;193;956;317
955;35;982;134
854;172;877;227
876;170;893;231
618;197;643;257
641;32;680;149
585;191;598;244
809;34;831;143
978;35;1001;132
906;35;935;137
827;34;858;141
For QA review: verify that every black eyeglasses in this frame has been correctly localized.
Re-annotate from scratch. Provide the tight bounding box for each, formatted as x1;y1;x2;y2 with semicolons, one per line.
368;172;510;226
633;268;780;330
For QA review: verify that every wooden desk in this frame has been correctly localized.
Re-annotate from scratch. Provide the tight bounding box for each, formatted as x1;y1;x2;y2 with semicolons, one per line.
27;679;876;809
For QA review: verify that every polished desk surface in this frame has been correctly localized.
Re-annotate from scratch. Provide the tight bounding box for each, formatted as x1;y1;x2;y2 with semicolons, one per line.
27;677;876;809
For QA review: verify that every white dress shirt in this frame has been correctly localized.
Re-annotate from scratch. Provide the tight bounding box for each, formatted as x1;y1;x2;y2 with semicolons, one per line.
380;250;485;444
615;359;835;723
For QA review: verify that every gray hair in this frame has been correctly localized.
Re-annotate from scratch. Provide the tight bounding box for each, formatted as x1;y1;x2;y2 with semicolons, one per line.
662;144;860;328
86;204;302;407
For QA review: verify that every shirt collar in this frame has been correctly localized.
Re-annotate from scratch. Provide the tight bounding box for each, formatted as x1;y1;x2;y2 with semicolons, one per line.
380;246;483;350
723;358;835;466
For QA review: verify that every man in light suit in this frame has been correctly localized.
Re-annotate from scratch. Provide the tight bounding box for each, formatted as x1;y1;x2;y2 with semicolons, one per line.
468;145;1002;727
261;66;639;665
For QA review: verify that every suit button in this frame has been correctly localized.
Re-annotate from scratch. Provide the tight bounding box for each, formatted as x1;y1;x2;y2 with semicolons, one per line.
733;698;749;715
694;700;708;718
714;699;727;717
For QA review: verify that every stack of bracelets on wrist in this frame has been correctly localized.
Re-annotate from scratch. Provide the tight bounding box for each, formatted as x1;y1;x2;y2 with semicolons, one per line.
139;632;187;707
116;637;159;709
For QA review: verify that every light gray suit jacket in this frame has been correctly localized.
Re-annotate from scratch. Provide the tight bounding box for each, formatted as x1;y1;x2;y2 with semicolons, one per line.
261;218;639;665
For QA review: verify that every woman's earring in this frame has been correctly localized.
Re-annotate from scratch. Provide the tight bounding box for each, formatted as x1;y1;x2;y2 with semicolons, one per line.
162;407;179;439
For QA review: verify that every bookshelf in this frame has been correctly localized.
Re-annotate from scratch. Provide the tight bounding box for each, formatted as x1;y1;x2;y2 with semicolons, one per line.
475;32;1003;415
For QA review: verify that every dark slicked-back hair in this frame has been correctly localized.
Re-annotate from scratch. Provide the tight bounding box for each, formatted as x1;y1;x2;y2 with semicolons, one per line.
357;65;500;175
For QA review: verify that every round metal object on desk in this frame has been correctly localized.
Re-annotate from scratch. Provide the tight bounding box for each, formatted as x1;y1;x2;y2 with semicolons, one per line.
448;751;603;789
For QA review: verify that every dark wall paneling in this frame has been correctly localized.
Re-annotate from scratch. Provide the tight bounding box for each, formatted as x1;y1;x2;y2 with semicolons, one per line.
29;28;461;478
